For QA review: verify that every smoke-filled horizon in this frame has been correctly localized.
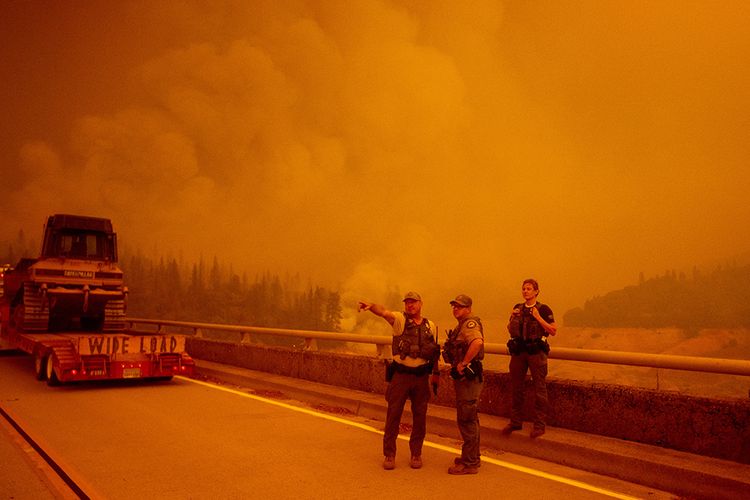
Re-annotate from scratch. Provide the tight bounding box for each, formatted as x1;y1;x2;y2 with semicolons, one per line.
2;1;749;327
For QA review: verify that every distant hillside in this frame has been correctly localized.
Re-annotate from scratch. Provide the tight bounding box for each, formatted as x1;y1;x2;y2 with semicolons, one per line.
547;327;750;399
563;263;750;328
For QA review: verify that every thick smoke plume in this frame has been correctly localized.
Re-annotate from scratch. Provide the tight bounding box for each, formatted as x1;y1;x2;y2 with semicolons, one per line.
2;1;749;327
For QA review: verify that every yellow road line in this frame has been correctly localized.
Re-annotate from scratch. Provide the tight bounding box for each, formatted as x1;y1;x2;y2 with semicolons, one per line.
421;438;640;500
181;376;383;433
180;376;640;500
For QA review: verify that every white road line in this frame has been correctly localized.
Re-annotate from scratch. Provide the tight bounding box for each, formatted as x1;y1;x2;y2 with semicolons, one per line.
180;377;640;500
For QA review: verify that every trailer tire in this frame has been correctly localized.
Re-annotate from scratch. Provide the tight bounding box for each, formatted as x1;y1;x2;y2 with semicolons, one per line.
11;304;23;331
46;355;60;386
34;353;48;381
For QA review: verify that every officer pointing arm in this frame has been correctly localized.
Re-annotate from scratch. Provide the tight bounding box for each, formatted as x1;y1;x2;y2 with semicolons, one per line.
358;301;396;325
360;297;440;386
357;292;440;470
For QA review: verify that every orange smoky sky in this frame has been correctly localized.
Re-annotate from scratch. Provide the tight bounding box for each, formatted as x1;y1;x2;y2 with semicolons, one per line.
1;1;749;327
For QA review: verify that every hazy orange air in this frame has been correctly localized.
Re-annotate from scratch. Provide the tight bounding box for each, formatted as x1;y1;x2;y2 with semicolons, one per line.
1;1;749;327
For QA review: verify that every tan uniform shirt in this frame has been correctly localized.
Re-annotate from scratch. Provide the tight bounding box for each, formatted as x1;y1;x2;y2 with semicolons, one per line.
456;317;483;355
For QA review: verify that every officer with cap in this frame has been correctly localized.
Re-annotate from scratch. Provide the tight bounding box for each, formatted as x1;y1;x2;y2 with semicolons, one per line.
358;292;441;470
443;294;484;474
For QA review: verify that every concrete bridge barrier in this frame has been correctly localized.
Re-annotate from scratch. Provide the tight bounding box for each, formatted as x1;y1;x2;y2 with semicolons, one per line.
186;336;750;464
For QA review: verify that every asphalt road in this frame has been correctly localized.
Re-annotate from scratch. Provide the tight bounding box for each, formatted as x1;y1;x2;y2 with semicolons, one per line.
0;352;672;499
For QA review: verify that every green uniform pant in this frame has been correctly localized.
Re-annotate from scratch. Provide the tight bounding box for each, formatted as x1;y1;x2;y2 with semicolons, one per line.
509;351;549;430
454;377;483;467
383;371;431;457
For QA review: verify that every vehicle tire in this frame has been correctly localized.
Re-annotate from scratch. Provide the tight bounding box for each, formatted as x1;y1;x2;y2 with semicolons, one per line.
34;353;48;381
46;355;60;386
11;304;24;330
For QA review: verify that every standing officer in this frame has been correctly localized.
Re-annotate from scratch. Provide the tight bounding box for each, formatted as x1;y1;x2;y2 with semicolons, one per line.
503;278;557;438
358;292;440;470
443;294;484;475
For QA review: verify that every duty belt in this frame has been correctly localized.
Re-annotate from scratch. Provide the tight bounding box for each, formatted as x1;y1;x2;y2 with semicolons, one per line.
392;362;432;376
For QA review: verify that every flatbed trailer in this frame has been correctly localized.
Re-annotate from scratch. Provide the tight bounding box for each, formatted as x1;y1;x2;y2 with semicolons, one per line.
1;301;194;384
0;300;195;385
0;214;195;385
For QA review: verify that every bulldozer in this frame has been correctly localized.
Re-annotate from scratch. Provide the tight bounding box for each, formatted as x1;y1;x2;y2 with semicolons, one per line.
3;214;127;332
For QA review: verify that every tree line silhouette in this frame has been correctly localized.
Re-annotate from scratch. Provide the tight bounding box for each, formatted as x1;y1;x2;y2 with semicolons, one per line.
563;263;750;328
121;251;343;332
1;231;342;333
3;229;749;329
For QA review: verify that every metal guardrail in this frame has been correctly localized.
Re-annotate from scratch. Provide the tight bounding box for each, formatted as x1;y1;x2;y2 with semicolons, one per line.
126;317;750;377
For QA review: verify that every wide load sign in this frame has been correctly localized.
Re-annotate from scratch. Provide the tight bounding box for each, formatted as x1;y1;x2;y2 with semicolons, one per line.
77;335;187;356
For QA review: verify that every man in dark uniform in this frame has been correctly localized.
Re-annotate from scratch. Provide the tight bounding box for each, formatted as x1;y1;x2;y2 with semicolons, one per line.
358;292;440;470
443;294;484;474
503;279;557;438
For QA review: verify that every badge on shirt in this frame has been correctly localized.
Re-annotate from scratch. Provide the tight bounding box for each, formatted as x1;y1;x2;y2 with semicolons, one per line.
466;320;477;329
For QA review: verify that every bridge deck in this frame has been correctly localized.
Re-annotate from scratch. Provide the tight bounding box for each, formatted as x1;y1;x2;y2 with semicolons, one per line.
195;358;750;499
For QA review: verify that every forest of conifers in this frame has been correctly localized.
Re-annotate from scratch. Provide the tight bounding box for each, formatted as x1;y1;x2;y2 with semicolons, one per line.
2;231;748;329
1;232;342;332
121;252;343;332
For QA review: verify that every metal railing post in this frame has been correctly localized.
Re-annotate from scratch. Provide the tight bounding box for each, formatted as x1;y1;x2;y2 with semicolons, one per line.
304;337;318;351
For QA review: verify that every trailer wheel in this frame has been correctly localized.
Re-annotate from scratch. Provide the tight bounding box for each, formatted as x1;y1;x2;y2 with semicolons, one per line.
34;353;48;381
11;304;23;330
46;355;60;386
